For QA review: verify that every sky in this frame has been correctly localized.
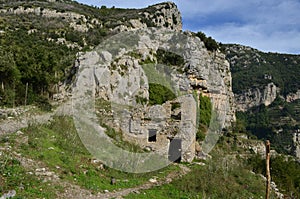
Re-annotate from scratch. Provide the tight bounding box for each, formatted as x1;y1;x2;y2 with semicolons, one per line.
77;0;300;54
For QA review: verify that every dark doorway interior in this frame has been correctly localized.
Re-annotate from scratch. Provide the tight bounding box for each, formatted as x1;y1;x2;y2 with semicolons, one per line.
168;138;181;163
148;129;157;142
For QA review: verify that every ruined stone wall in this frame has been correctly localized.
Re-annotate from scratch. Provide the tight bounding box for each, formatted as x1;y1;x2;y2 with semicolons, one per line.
177;95;197;162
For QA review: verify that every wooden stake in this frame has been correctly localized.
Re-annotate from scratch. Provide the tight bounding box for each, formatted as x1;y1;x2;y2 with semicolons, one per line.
266;140;271;199
25;82;28;106
13;82;15;108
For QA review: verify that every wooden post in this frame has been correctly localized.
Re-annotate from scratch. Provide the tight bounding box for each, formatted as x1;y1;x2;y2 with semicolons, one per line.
12;82;15;108
266;140;271;199
25;82;28;106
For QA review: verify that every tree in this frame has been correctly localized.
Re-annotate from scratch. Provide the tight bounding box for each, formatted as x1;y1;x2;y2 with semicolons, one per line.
0;50;20;87
0;50;21;106
195;31;219;51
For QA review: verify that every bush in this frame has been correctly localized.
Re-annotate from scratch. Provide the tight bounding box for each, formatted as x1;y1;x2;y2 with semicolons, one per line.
248;154;300;197
195;94;212;141
196;124;207;141
35;96;52;112
65;31;81;43
195;32;219;51
135;96;147;105
140;18;155;27
156;49;184;67
148;83;176;105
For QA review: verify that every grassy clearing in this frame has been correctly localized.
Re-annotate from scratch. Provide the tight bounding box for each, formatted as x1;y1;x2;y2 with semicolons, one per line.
0;150;61;198
1;116;292;198
0;116;180;197
126;142;277;199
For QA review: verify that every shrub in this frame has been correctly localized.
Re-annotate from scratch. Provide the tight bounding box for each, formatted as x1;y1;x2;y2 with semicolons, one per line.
135;96;147;105
195;31;219;51
140;18;155;27
35;96;52;112
148;83;176;105
156;48;184;67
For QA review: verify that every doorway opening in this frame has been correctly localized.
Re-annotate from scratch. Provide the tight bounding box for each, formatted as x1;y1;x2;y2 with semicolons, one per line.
168;138;182;163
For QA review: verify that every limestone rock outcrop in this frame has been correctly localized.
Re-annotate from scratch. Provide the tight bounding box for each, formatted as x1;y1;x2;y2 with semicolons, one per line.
235;82;278;111
0;2;182;33
145;2;182;31
293;130;300;159
73;27;236;162
286;90;300;102
86;28;235;127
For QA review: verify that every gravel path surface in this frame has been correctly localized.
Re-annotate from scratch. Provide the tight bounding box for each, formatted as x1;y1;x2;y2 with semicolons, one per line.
0;101;73;135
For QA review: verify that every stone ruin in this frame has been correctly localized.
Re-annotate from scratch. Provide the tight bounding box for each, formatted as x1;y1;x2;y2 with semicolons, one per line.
73;28;235;163
114;94;197;163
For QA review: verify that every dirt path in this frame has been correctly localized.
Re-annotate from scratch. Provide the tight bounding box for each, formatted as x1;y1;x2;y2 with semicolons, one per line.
8;149;191;199
59;164;191;199
0;101;72;135
0;112;53;135
98;164;190;199
1;109;192;199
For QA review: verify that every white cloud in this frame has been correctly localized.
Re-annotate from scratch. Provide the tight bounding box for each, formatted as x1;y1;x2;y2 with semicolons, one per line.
178;0;300;53
203;23;300;53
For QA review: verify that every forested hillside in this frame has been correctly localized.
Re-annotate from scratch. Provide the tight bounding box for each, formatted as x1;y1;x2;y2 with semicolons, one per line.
223;44;300;157
223;44;300;96
0;0;170;107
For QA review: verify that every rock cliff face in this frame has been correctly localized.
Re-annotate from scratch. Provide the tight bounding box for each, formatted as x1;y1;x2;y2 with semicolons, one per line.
224;43;300;111
2;1;234;128
293;131;300;159
286;90;300;102
73;27;235;162
144;2;182;31
0;2;182;33
81;28;235;125
235;82;278;111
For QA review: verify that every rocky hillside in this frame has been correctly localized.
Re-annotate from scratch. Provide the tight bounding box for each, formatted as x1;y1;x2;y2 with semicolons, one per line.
224;44;300;111
1;1;300;198
0;0;236;128
0;0;237;157
1;0;298;159
0;0;181;107
223;44;300;158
